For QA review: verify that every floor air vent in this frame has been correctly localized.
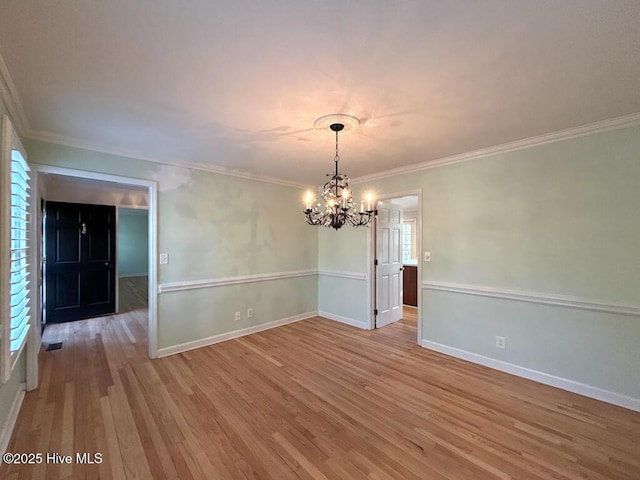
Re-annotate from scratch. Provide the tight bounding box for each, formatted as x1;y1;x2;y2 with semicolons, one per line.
46;342;63;351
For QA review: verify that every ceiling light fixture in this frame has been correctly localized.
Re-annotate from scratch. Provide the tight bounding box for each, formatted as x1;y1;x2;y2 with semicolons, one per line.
304;115;374;230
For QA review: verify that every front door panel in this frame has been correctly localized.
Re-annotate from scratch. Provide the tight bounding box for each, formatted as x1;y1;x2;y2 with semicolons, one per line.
45;201;116;323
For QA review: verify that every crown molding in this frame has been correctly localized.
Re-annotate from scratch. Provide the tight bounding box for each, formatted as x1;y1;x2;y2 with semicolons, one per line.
0;46;30;136
26;129;311;190
352;112;640;185
27;111;640;191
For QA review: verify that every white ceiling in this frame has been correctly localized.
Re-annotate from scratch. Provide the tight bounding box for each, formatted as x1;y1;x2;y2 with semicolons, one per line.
0;1;639;186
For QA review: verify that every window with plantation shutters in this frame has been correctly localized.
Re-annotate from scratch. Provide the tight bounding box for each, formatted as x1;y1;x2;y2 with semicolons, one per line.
1;115;31;383
9;149;30;356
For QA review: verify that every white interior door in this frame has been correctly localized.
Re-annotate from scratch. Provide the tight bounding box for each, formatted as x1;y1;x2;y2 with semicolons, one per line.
376;201;403;328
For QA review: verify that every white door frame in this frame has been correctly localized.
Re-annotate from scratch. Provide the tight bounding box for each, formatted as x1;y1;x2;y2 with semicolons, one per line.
367;189;422;344
28;165;158;388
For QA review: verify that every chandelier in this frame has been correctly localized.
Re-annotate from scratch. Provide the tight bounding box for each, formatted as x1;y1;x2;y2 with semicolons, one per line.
304;119;374;230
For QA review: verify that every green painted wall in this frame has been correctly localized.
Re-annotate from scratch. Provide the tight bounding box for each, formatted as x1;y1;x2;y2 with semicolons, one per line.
159;276;317;347
362;126;640;302
317;227;369;324
25;139;319;350
319;124;640;401
117;208;149;276
318;227;367;273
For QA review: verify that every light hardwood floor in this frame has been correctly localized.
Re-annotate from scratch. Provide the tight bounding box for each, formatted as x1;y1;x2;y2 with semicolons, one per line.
402;304;418;329
3;292;640;479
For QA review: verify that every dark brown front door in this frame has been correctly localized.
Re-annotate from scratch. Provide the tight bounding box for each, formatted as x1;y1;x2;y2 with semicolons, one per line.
45;201;116;323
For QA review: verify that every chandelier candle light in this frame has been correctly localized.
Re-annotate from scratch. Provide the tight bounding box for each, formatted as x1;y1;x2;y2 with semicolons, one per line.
304;118;375;230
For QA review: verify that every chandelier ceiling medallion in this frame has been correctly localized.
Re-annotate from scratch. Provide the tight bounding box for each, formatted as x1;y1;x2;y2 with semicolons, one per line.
304;114;375;230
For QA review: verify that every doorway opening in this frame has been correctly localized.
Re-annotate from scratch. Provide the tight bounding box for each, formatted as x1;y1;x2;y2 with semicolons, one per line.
368;191;422;345
30;166;158;378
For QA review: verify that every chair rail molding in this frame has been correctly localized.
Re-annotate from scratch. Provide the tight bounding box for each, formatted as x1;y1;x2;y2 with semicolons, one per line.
423;281;640;316
158;269;318;293
317;270;367;281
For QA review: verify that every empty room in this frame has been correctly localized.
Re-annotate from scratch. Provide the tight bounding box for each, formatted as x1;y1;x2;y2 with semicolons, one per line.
1;1;639;479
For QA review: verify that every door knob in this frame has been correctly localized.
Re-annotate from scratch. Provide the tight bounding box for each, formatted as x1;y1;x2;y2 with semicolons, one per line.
400;267;405;271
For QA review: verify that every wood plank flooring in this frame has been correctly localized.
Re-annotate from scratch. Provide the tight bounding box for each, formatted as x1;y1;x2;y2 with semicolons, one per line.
402;305;418;328
118;276;149;313
2;292;640;479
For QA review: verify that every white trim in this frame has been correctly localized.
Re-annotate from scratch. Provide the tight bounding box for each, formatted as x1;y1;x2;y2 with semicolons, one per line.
158;269;317;294
318;311;370;330
317;270;366;281
157;311;317;357
27;167;41;390
423;281;640;317
118;272;149;278
33;164;155;188
353;112;640;184
366;225;374;332
26;130;310;190
32;165;159;359
0;48;29;136
0;382;26;457
0;116;11;383
24;112;640;191
421;340;640;412
147;182;158;358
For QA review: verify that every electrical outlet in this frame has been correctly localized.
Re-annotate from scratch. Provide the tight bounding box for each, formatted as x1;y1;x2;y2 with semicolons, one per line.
159;253;169;265
424;251;431;262
247;308;254;318
496;336;506;349
234;311;241;321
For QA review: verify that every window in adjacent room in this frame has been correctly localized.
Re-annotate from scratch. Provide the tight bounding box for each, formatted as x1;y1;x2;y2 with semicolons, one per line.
402;220;416;263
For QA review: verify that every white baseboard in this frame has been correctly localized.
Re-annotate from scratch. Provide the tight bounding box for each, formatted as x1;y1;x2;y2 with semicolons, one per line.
0;383;26;458
421;340;640;412
118;273;148;278
318;311;370;330
157;311;318;357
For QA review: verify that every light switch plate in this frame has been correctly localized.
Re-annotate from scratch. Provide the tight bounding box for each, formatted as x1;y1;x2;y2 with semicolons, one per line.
159;253;169;265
